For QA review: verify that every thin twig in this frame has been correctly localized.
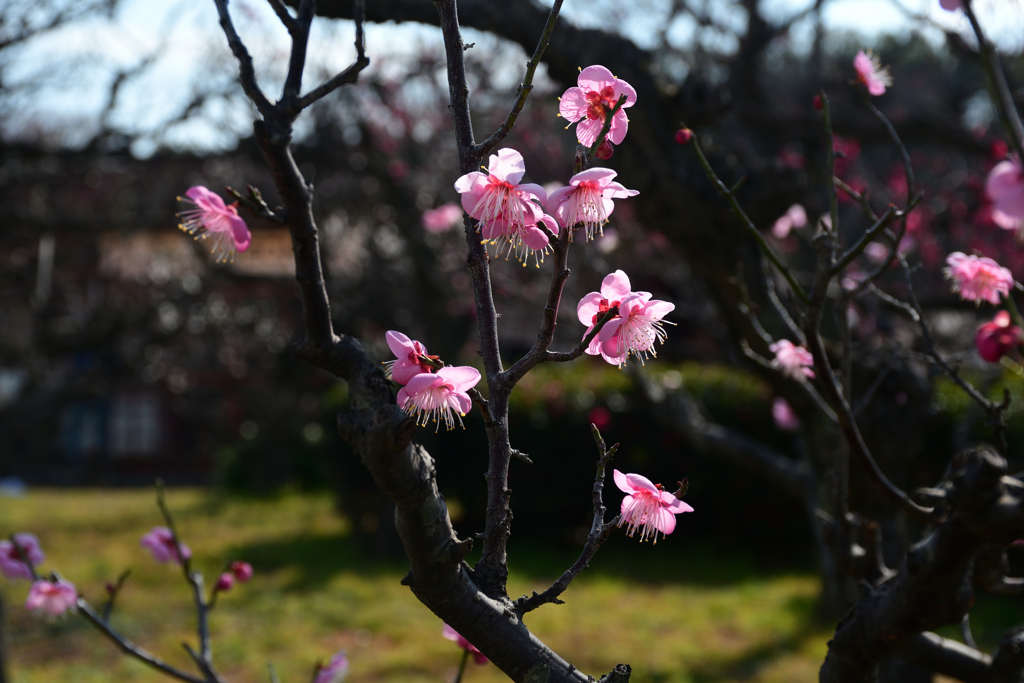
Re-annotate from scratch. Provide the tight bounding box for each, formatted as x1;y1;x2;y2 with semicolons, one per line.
689;131;810;305
476;0;564;156
513;426;620;614
963;0;1024;162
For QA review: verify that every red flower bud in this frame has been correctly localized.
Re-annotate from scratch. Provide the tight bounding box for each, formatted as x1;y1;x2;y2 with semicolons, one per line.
230;561;254;582
975;311;1023;363
674;128;692;144
813;95;823;111
215;572;235;593
595;140;614;160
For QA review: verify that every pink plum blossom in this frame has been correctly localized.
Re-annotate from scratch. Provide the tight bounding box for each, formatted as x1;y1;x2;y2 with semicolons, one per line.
421;204;464;233
231;561;254;582
177;186;251;263
454;149;546;236
770;340;815;380
384;331;436;385
976;311;1023;363
594;294;675;367
26;579;77;617
771;204;807;239
481;213;555;268
0;533;44;580
853;50;892;97
397;366;481;431
578;270;639;360
558;65;637;148
314;651;349;683
443;624;488;665
939;0;962;10
944;252;1014;305
986;156;1024;233
613;469;693;543
547;168;638;241
140;526;192;565
772;397;800;431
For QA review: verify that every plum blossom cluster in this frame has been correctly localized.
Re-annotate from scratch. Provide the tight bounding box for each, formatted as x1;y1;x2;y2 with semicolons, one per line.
770;340;815;381
0;533;79;618
944;252;1014;306
577;270;674;367
385;330;481;430
614;470;693;544
176;186;252;263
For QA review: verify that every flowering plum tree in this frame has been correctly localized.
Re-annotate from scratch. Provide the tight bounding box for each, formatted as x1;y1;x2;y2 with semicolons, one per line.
7;0;1024;682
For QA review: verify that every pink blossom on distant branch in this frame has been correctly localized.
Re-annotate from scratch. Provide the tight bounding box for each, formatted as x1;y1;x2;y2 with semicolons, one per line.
939;0;962;10
614;469;693;544
986;156;1024;232
397;366;481;431
0;533;44;580
547;168;638;241
770;340;815;380
558;65;637;147
384;330;435;385
443;624;488;664
177;186;251;263
944;252;1014;306
772;397;800;431
26;579;77;617
853;50;892;96
454;149;545;236
771;204;807;239
421;204;464;233
231;561;254;582
140;526;191;565
976;311;1023;363
314;651;349;683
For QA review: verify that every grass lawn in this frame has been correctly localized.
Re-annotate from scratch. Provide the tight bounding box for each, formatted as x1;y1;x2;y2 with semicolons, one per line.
1;489;832;683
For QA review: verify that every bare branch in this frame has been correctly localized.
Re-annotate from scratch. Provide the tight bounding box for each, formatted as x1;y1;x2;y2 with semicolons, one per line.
514;426;621;614
476;0;564;156
212;0;274;118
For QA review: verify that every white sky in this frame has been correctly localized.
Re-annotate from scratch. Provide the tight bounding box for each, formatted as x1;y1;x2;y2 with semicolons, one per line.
5;0;1023;156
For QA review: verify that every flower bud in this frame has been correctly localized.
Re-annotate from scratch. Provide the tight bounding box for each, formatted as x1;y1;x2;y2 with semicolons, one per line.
215;572;235;593
230;561;254;582
813;95;823;111
595;141;614;160
975;311;1022;363
674;128;692;144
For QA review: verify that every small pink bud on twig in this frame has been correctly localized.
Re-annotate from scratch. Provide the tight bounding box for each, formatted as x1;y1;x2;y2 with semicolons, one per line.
230;561;254;582
215;573;235;593
674;128;692;144
595;140;614;160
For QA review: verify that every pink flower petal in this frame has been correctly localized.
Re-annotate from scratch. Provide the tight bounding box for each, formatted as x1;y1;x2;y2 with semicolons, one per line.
437;366;481;391
558;87;590;123
600;270;632;300
488;148;526;186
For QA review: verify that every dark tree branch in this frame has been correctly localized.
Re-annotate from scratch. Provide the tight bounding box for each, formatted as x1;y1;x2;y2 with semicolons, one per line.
820;448;1024;682
514;425;621;614
476;0;564;157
